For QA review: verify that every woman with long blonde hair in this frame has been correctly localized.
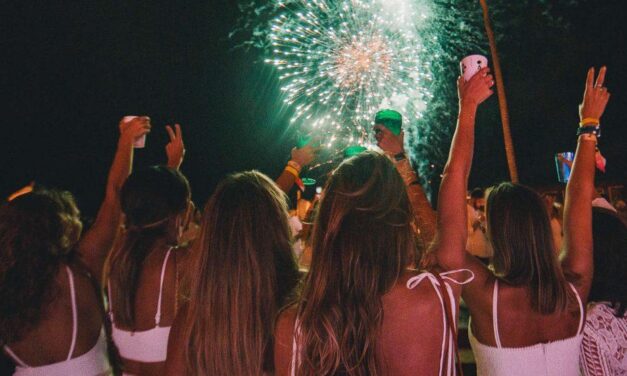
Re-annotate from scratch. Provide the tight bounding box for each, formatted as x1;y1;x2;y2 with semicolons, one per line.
274;69;493;376
164;171;301;376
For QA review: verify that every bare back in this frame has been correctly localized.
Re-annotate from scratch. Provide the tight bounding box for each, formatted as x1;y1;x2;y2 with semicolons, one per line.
464;256;582;348
5;265;104;367
275;271;459;376
109;245;179;375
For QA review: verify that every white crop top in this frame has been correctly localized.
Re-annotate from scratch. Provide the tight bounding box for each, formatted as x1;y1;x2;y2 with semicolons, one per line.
3;266;111;376
108;247;173;363
468;279;584;376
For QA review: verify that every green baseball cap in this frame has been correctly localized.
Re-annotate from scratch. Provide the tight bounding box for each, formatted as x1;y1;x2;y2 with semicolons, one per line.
374;109;402;135
343;145;367;158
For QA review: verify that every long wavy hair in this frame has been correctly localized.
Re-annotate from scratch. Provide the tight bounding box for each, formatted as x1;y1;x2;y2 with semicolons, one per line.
486;182;570;314
181;171;300;376
109;166;190;327
589;207;627;317
296;151;415;376
0;188;82;344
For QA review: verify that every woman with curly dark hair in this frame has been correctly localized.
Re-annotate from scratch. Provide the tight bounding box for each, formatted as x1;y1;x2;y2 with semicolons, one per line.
0;117;150;375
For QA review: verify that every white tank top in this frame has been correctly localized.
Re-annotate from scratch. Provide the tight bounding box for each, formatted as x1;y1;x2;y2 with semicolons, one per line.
289;269;474;376
3;266;111;376
107;247;173;363
468;279;584;376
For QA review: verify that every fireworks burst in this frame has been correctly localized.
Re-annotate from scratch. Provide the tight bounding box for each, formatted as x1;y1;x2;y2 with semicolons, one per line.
235;0;578;192
265;0;434;148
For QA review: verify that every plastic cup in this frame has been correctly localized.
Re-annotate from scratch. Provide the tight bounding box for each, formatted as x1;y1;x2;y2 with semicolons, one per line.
123;116;146;148
555;152;574;183
460;55;488;82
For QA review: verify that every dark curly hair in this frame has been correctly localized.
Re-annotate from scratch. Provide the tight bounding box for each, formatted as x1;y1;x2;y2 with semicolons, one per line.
590;207;627;317
0;188;81;344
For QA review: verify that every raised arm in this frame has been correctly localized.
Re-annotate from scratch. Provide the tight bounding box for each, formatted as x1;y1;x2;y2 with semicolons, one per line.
275;144;316;193
374;125;437;245
434;68;494;270
562;67;610;299
78;116;151;279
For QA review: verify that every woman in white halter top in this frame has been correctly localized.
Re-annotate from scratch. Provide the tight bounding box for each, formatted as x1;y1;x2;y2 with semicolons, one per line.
435;67;611;376
1;117;150;375
273;71;494;376
107;159;192;376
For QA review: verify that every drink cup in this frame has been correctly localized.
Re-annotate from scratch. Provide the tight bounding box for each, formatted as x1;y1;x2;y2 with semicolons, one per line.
460;55;488;82
555;152;574;183
123;116;146;148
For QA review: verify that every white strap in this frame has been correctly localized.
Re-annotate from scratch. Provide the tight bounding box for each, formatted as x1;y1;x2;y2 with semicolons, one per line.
406;269;475;290
3;267;79;367
289;321;300;376
3;345;28;367
107;279;115;323
155;248;173;326
492;279;502;348
406;269;474;376
65;266;78;361
568;283;585;334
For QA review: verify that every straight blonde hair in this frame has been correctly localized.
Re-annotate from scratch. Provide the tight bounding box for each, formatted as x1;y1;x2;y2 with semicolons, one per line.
182;171;300;375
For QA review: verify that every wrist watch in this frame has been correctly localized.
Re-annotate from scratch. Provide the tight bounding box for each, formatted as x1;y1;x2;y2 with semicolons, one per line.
394;152;407;161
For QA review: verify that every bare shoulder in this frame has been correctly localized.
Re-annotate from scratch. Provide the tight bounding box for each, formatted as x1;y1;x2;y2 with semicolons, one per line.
378;272;446;375
383;272;447;325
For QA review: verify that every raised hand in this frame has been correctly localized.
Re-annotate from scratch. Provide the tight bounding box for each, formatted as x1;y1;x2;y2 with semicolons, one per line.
166;124;185;169
579;67;610;123
458;67;494;108
290;144;317;169
374;125;404;155
119;116;151;146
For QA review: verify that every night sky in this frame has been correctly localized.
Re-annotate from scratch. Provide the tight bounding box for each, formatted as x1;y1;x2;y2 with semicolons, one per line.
2;1;626;217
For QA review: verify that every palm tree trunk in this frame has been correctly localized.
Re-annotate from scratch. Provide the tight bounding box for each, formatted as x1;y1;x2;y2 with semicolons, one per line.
479;0;519;183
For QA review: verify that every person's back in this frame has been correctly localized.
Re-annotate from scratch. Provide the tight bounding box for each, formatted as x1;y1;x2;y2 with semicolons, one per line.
108;244;179;375
0;189;117;376
5;264;110;375
436;67;610;376
275;151;469;376
276;271;454;375
164;171;300;376
107;166;191;375
467;278;584;376
580;208;627;375
2;116;149;375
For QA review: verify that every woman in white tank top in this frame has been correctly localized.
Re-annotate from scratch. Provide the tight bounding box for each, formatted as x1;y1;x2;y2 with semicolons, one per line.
436;67;611;375
1;117;151;375
107;150;192;376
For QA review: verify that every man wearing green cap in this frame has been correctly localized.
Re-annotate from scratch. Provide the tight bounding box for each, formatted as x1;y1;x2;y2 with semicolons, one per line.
375;109;403;136
373;109;437;248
